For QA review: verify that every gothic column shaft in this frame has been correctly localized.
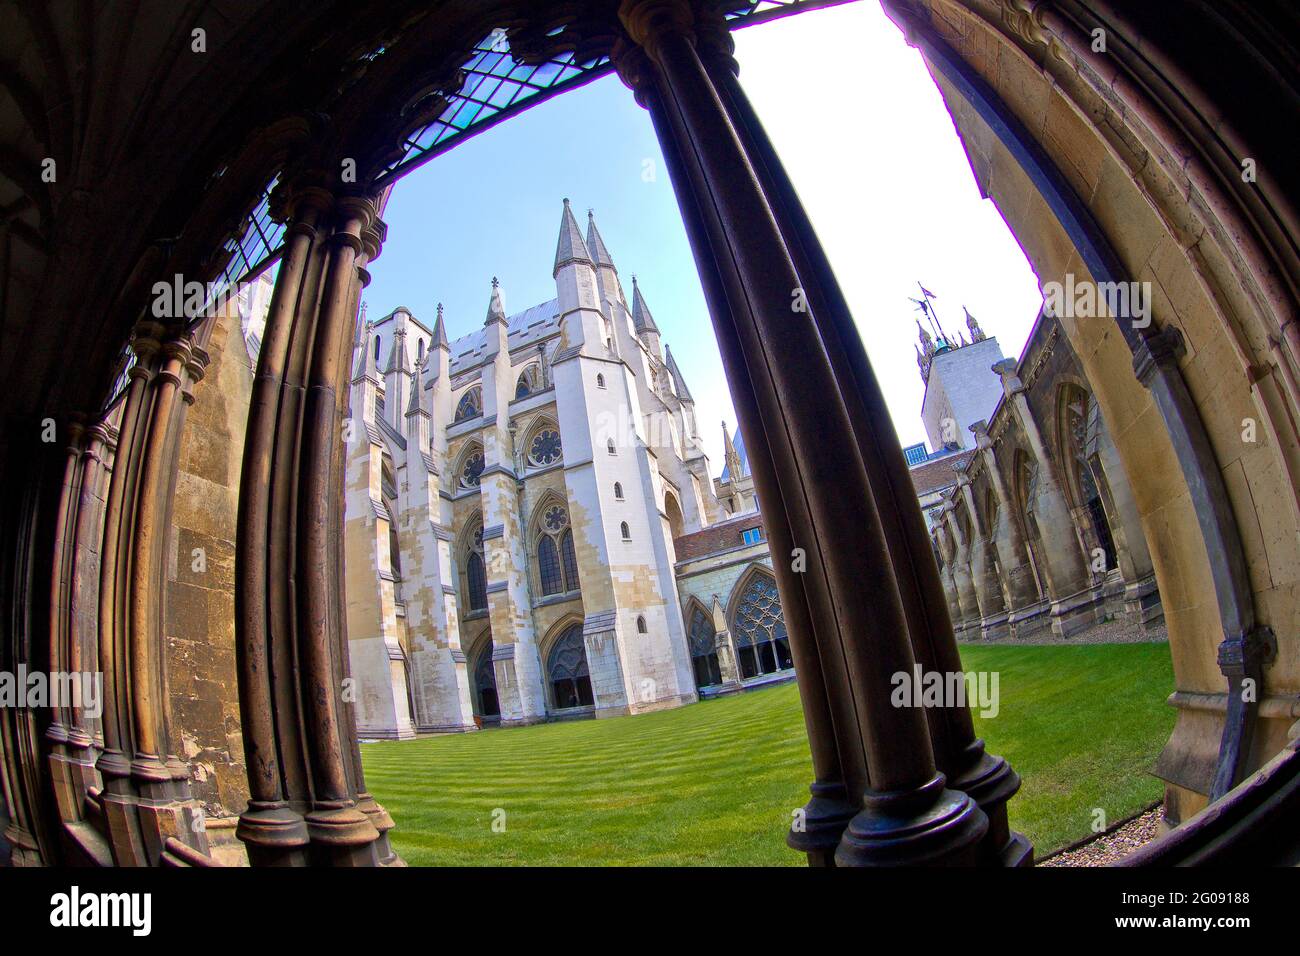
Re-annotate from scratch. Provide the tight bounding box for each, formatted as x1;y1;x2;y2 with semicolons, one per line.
234;193;325;863
696;19;1025;864
956;467;1009;640
618;0;986;865
637;76;855;860
294;195;382;861
971;421;1041;618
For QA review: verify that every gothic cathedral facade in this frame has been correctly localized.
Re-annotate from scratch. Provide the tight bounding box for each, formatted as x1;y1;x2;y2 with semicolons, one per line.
342;200;787;738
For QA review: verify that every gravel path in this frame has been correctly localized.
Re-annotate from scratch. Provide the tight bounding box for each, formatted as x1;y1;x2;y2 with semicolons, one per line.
960;615;1167;646
1038;807;1164;866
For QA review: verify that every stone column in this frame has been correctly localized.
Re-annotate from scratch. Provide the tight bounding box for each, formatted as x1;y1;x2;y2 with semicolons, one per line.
691;7;1026;866
235;180;393;866
954;461;1010;640
942;498;981;638
617;0;987;867
992;359;1096;636
932;526;964;631
970;420;1049;638
710;594;742;691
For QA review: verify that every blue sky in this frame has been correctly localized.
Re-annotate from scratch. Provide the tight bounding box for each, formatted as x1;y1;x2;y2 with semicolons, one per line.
365;1;1043;469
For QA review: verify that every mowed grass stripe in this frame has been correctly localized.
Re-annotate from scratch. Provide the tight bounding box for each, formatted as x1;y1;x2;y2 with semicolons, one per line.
362;642;1174;865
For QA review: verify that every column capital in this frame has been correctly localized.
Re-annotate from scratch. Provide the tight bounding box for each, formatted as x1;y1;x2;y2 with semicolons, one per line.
1132;325;1186;387
618;0;696;58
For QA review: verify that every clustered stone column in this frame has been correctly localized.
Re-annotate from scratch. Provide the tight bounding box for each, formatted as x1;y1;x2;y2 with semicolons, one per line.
970;419;1047;636
954;460;1010;641
613;0;1028;866
92;316;211;865
235;175;398;866
992;358;1095;637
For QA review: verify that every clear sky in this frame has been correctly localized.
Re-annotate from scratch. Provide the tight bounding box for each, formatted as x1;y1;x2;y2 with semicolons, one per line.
364;1;1043;471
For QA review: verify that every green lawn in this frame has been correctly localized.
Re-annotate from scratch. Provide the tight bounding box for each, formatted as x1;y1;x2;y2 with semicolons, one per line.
362;642;1174;865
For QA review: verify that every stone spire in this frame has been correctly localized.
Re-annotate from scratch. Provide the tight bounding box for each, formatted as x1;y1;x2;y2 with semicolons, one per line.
384;313;409;373
664;344;693;402
484;276;507;327
631;275;659;334
553;197;592;277
722;420;742;480
431;302;449;350
406;354;429;416
917;319;935;383
353;320;380;384
965;306;986;342
586;209;615;270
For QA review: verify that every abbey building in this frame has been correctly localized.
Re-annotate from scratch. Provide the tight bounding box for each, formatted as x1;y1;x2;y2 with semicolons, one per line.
344;200;790;738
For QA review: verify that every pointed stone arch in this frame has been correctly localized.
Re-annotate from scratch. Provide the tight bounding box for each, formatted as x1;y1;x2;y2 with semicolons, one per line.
539;614;592;712
726;563;793;681
663;488;685;541
528;488;578;596
453;384;482;423
514;362;542;400
452;439;485;490
458;511;487;615
521;415;563;469
682;595;721;690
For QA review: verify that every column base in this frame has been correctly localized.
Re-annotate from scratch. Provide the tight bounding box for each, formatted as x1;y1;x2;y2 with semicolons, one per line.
788;780;857;867
356;722;417;741
1049;589;1100;638
835;773;988;867
978;612;1010;642
1124;575;1164;632
1008;600;1052;639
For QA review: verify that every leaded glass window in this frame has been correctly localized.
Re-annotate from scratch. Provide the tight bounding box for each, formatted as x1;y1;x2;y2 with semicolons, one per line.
528;427;562;466
515;364;541;400
455;386;482;423
688;608;722;689
538;535;562;595
731;573;792;680
533;501;578;595
560;530;579;591
547;625;593;709
466;552;487;611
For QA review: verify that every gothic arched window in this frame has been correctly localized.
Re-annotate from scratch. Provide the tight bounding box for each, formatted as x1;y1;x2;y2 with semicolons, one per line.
688;607;721;689
454;386;482;423
538;535;562;595
613;482;623;499
458;443;485;489
731;571;792;680
1057;384;1117;573
464;520;487;612
515;364;541;400
547;624;593;710
620;521;630;540
533;500;579;595
636;615;647;634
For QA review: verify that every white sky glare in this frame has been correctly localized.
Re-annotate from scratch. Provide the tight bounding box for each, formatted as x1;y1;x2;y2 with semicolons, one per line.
366;1;1044;470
